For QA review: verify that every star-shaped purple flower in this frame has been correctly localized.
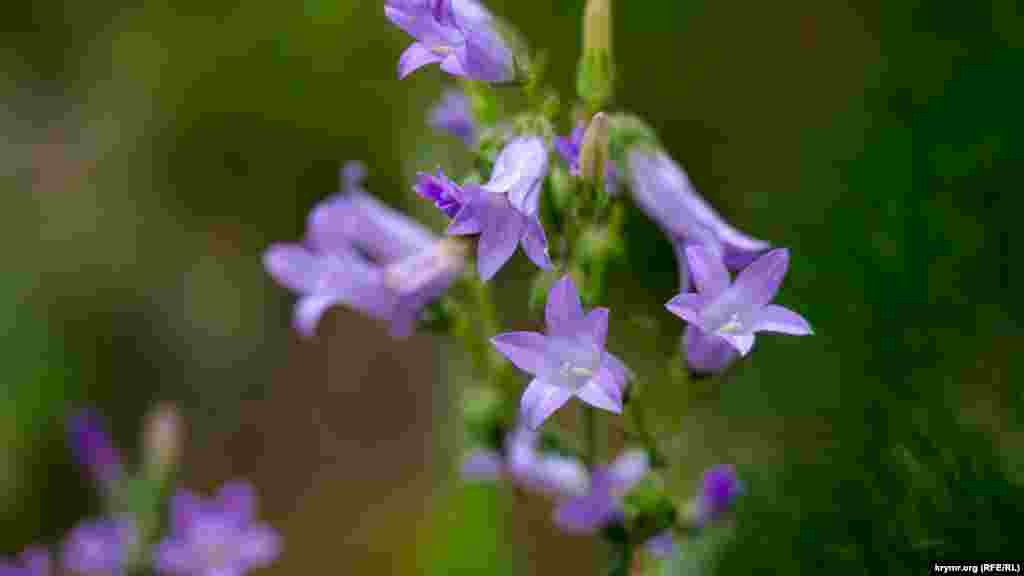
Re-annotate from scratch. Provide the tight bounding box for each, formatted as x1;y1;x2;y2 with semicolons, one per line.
385;0;514;82
666;246;813;365
446;136;553;280
552;450;648;533
462;427;588;497
264;163;466;338
0;549;49;576
429;89;475;146
156;482;280;576
491;275;630;429
627;147;770;272
61;518;133;576
695;464;743;525
554;122;618;195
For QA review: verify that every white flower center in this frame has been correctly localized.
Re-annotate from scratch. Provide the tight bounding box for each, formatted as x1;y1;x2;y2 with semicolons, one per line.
716;313;744;334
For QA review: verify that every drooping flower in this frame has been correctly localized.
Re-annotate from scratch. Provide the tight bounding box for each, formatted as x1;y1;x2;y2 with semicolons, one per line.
61;518;134;576
666;246;812;359
264;163;466;338
462;427;588;497
156;482;280;576
414;168;465;218
555;121;618;195
447;136;552;280
627;147;769;271
0;549;50;576
553;450;648;533
68;410;121;488
429;89;475;145
385;0;515;83
695;465;743;525
491;275;630;429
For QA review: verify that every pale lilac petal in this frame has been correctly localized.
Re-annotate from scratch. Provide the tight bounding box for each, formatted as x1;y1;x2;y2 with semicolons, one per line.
217;482;255;524
685;244;730;298
644;531;675;558
447;192;483;235
684;324;739;375
308;192;435;261
609;450;649;491
575;374;621;414
553;495;615;534
519;217;552;270
601;352;633;389
665;293;705;325
293;295;336;338
476;202;524;281
440;54;467;77
520;378;573;429
733;248;789;307
155;541;191;574
545;275;584;337
461;449;503;481
398;43;444;78
458;21;514;83
171;491;200;536
672;239;691;293
239;524;280;567
263;244;318;294
718;332;755;356
584;308;609;348
536;457;589;497
491;331;547;375
752;304;813;335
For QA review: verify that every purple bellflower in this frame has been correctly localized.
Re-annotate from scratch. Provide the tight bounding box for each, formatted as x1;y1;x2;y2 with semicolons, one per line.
627;147;770;273
462;427;588;498
61;518;133;576
553;450;648;533
0;549;49;576
429;89;475;146
385;0;515;82
491;275;630;429
68;410;121;488
414;168;464;219
554;122;619;195
667;246;812;366
446;136;553;280
156;482;280;576
264;163;466;338
695;465;743;525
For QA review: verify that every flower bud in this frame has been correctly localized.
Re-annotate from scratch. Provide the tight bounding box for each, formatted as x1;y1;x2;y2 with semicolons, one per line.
579;112;610;190
143;403;182;483
577;0;614;110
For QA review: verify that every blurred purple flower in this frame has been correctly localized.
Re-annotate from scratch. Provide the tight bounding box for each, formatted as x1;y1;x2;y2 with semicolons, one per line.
666;246;813;359
553;450;648;533
0;549;49;576
61;518;133;576
156;482;280;576
461;427;588;497
264;162;466;338
385;0;514;82
429;89;475;145
447;136;552;280
414;168;465;218
627;148;770;273
68;410;121;488
696;465;743;524
643;530;676;558
491;275;630;429
554;122;619;195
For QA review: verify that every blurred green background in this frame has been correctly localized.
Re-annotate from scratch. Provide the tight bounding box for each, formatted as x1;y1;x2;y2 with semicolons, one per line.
2;0;1021;574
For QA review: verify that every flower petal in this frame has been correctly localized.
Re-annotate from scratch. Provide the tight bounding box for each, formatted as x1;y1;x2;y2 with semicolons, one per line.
263;244;319;294
752;304;813;335
447;189;484;235
553;494;616;534
490;331;547;375
609;450;649;491
293;295;337;338
217;481;256;524
519;217;553;270
718;332;755;356
644;531;675;558
584;308;609;348
601;352;633;388
520;378;573;429
476;200;524;281
733;248;790;307
239;524;281;567
170;490;200;536
685;244;730;298
576;372;622;414
398;42;444;79
665;293;705;325
461;449;503;481
684;324;739;375
545;275;584;337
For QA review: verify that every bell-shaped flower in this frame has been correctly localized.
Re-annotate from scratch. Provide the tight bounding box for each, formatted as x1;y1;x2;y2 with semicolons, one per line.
264;163;465;337
156;482;280;576
627;147;769;271
414;168;465;219
461;427;588;498
552;450;648;533
385;0;515;82
429;89;476;146
447;136;553;280
695;464;743;525
61;518;134;576
666;246;812;359
491;275;630;429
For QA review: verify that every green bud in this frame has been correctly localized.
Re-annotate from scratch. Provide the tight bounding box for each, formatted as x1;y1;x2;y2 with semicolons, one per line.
577;0;614;110
579;112;610;190
623;475;678;543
